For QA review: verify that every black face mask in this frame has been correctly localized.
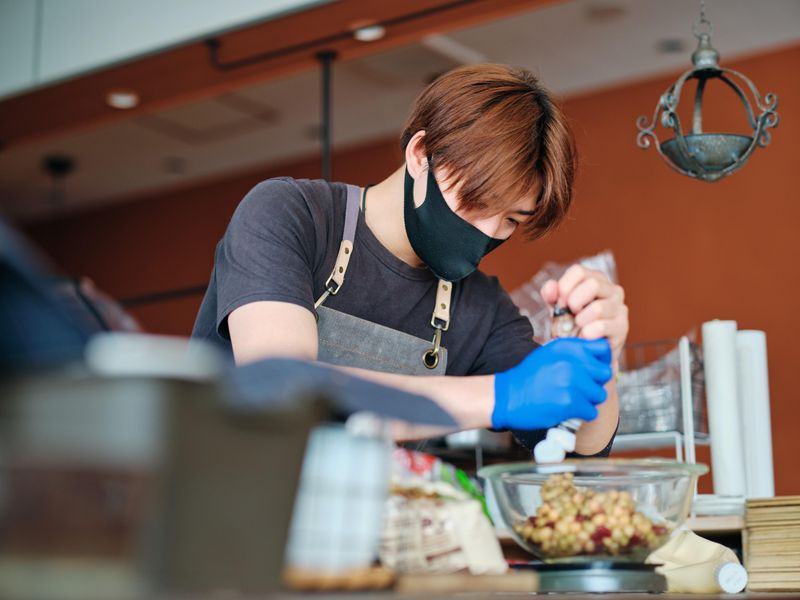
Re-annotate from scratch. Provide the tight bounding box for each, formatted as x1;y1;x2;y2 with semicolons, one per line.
403;161;506;282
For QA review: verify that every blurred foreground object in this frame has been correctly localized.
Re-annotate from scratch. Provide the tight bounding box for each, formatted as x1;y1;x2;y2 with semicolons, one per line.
0;219;94;371
646;529;747;594
380;449;506;575
745;496;800;592
0;219;456;599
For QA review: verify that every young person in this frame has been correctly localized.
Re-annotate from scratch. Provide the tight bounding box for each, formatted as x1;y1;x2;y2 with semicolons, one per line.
192;64;628;455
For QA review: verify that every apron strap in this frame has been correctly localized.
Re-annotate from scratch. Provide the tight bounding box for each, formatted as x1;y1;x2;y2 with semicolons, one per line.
314;183;455;372
423;279;452;370
314;185;361;309
431;280;451;331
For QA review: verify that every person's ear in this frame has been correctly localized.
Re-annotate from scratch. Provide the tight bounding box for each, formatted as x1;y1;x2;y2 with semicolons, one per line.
404;130;428;178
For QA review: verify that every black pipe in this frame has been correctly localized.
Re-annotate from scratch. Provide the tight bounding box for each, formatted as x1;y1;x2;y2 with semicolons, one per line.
120;284;207;308
205;0;479;72
317;50;337;181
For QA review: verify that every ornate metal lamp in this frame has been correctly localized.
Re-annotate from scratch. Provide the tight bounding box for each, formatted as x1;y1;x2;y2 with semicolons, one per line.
636;1;779;182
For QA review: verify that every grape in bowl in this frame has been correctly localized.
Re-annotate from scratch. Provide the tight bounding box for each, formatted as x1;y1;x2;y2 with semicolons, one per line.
479;459;708;563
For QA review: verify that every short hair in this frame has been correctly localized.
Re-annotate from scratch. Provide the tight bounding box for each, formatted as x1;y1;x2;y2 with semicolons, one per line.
400;64;577;240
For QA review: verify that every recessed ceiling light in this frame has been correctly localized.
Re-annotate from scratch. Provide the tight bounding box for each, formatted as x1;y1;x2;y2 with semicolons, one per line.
656;38;687;54
585;3;626;22
106;90;140;110
352;24;386;42
163;156;187;175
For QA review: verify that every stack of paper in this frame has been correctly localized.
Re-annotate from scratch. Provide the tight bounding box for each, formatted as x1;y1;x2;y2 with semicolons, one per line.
694;494;745;516
745;497;800;591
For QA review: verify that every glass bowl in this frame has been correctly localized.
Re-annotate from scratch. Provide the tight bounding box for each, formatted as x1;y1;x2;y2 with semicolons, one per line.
479;459;708;564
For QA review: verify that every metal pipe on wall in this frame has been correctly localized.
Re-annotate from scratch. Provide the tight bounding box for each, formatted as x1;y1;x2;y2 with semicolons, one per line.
317;50;337;181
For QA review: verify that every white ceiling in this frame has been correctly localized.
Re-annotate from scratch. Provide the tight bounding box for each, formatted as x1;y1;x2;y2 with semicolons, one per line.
0;0;332;99
2;0;799;222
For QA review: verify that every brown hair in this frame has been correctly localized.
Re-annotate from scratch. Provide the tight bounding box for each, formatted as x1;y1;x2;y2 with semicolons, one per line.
400;64;577;239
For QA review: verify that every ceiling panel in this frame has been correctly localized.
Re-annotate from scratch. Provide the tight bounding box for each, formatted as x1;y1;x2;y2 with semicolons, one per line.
1;0;798;222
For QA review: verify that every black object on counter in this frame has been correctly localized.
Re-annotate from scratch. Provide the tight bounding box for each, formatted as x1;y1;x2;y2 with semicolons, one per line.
227;357;457;427
0;219;97;371
512;560;667;593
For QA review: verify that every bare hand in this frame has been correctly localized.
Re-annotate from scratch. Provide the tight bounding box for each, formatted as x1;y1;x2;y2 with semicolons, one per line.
540;265;629;366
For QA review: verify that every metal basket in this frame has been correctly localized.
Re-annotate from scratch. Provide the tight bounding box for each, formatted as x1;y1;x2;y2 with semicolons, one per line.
617;339;707;436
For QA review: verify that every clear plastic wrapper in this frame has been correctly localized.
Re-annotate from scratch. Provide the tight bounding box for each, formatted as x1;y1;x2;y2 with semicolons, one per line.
391;448;485;505
380;449;505;575
509;250;617;344
507;250;706;436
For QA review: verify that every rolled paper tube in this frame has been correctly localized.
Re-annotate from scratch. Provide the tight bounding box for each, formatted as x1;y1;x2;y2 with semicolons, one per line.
736;330;775;499
702;320;746;497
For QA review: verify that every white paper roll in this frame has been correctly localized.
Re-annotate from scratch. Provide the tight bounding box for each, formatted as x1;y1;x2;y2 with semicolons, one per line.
702;320;746;497
736;330;775;499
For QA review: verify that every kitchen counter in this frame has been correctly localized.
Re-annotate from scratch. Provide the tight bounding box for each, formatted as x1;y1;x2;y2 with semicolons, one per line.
259;593;800;599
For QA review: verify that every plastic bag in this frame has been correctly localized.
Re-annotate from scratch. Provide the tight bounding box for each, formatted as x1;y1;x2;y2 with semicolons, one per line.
380;449;506;575
391;448;487;514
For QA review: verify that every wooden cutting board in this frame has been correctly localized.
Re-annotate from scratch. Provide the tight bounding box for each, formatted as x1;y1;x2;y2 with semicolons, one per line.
396;571;539;593
283;566;395;591
283;567;539;593
747;496;800;508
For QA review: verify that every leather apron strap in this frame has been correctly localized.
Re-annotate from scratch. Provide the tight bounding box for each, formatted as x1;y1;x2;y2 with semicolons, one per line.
314;185;361;309
314;184;453;371
423;280;452;370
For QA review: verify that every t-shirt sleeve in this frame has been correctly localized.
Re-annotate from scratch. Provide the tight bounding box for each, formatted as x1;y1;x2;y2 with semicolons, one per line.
214;178;321;339
467;278;539;376
469;278;617;457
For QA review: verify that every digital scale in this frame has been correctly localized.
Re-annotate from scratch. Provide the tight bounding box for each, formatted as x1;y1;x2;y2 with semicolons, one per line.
514;561;667;594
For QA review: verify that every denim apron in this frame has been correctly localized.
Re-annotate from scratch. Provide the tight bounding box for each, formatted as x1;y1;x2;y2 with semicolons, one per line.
314;184;451;376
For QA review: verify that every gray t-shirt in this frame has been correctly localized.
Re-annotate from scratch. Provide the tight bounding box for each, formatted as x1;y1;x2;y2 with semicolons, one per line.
192;176;537;376
191;176;615;455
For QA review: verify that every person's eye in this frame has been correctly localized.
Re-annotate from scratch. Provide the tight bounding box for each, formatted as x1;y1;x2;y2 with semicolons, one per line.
506;217;520;227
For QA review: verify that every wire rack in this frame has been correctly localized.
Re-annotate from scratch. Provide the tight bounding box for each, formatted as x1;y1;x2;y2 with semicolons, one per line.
617;339;708;437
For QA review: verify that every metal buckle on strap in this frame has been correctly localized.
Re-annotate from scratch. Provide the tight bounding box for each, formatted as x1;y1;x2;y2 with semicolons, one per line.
313;240;352;311
313;279;340;311
422;326;443;370
430;315;449;331
422;280;452;369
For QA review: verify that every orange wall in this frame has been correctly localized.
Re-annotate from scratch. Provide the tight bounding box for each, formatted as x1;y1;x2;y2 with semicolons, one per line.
29;44;800;494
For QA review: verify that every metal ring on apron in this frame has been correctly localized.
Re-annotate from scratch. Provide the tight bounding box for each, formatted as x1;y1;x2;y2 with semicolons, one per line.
422;349;440;369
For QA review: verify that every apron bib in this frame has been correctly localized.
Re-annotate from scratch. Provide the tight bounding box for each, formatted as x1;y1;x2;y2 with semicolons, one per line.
314;184;452;376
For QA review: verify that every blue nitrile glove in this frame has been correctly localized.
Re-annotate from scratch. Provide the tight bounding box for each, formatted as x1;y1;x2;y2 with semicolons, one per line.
492;338;613;430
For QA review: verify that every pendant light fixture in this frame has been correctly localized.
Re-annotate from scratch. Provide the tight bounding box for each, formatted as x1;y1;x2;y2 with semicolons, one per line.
636;0;779;182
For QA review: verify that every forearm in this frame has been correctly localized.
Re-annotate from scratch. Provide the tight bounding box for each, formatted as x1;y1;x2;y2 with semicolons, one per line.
337;363;619;447
574;368;620;455
338;365;494;437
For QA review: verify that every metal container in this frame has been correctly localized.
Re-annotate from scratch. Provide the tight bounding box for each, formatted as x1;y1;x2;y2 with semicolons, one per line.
0;369;321;599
